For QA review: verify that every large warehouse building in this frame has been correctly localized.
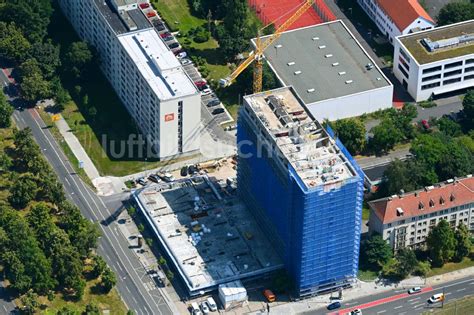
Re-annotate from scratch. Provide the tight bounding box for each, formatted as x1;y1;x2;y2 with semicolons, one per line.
258;20;393;121
59;0;201;159
237;87;365;296
393;20;474;102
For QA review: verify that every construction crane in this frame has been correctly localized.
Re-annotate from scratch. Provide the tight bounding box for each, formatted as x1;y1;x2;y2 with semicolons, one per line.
219;0;315;93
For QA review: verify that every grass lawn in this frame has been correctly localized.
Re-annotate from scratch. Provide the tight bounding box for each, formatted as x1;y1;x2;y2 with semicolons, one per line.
152;0;204;33
17;278;127;314
423;295;474;315
358;269;378;281
427;256;474;277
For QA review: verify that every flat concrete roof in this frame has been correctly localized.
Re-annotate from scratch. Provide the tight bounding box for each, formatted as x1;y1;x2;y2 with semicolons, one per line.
119;29;197;100
244;87;356;188
399;20;474;65
94;0;151;35
134;177;283;294
257;20;390;105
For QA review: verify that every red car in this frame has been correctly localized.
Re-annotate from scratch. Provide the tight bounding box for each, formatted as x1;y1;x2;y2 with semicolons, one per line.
160;32;171;38
139;3;150;9
421;119;430;130
194;80;207;88
146;11;157;18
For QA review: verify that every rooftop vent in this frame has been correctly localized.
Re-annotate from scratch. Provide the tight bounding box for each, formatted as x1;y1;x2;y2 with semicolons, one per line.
425;185;435;191
376;77;382;81
421;34;474;52
325;54;333;58
439;196;445;205
318;45;326;49
307;88;315;93
294;70;302;75
287;62;296;66
396;207;404;216
429;199;435;207
332;62;339;67
312;37;320;41
338;71;346;75
345;80;353;84
446;179;454;183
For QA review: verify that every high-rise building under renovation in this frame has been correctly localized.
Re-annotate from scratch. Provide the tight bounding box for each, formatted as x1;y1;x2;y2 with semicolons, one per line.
237;87;364;296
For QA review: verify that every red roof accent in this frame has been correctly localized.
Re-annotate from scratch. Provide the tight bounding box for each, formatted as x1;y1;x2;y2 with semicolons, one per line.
376;0;435;31
370;177;474;224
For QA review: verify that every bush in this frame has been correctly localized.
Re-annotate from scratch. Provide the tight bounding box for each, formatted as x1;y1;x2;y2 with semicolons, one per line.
193;27;210;43
418;100;436;108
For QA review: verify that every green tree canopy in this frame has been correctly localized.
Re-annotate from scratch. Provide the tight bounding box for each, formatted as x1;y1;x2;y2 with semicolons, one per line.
395;248;418;279
20;71;51;102
437;117;462;137
427;220;456;267
361;234;393;270
369;119;403;154
453;223;471;262
0;92;13;128
100;267;117;293
30;40;61;79
8;175;38;209
437;2;474;26
333;118;366;155
65;42;93;79
0;22;31;63
463;90;474;128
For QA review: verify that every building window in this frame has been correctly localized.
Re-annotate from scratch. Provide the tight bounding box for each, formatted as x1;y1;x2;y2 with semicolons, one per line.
443;77;461;85
423;65;442;74
465;74;474;81
422;82;441;90
465;59;474;65
465;67;474;73
398;64;409;79
399;49;411;64
445;61;463;69
399;56;410;71
422;74;441;82
444;69;462;77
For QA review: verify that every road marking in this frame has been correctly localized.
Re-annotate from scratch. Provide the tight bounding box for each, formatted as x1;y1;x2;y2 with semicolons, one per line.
413;303;425;308
377;310;386;314
456;288;466;292
64;176;71;186
446;292;452;296
394;305;403;309
408;297;421;302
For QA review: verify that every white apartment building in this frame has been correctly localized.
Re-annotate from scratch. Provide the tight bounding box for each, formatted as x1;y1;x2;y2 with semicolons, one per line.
59;0;201;159
357;0;435;44
368;176;474;251
393;20;474;102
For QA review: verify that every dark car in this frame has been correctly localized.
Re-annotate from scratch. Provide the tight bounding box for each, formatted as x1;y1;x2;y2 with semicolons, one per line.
327;302;341;310
188;165;198;175
206;99;220;107
168;42;180;49
163;36;174;42
155;24;165;31
212;108;225;115
148;174;161;183
180;166;188;177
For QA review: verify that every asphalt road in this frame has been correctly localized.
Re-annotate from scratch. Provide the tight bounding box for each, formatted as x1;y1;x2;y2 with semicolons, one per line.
303;276;474;315
10;105;173;315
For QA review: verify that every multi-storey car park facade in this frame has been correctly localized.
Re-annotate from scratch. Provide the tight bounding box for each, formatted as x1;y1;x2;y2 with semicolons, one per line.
357;0;434;45
258;20;393;121
368;176;474;251
237;87;365;297
59;0;201;159
393;20;474;102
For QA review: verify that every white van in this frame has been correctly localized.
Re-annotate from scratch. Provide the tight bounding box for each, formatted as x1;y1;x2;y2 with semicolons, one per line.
191;302;202;315
428;293;444;303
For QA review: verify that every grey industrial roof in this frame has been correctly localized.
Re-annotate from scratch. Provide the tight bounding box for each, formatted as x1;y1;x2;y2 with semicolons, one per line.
94;0;151;35
257;20;391;105
399;20;474;65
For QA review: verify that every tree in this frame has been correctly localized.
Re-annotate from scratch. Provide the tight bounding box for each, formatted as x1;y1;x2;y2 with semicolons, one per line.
333;118;366;155
369;119;403;154
18;58;42;82
91;255;107;278
30;40;61;79
20;289;39;315
84;303;100;315
426;220;456;267
410;133;447;183
8;175;38;209
65;42;93;78
361;234;393;270
88;106;97;122
392;104;417;140
414;261;431;278
38;174;66;205
463;90;474;128
0;92;13;128
0;22;31;63
100;267;117;293
0;152;12;172
436;142;473;180
437;2;474;26
395;248;418;279
20;71;51;102
378;159;430;197
51;78;71;111
437;117;462;137
453;223;471;262
57;306;80;315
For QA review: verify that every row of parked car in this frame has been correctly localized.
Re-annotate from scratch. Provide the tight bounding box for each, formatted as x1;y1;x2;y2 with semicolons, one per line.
136;172;175;187
190;297;217;315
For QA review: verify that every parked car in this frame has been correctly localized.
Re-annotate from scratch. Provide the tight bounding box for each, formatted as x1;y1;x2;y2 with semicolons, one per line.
154;24;165;31
163;36;174;42
190;302;202;315
176;52;187;59
421;119;430;130
159;172;175;182
201;88;212;96
327;301;341;310
180;166;189;177
408;287;422;294
139;3;150;9
146;11;157;18
168;42;180;49
206;297;217;312
263;289;276;302
188;165;198;175
350;309;362;315
137;177;147;186
206;99;221;107
428;293;444;304
200;302;209;314
212;108;224;115
180;58;192;65
148;174;161;183
160;32;171;38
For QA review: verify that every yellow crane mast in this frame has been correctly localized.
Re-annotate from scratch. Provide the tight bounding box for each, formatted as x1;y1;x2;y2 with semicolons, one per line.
219;0;315;93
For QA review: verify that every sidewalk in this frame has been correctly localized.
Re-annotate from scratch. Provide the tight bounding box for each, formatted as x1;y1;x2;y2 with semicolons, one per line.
249;267;474;315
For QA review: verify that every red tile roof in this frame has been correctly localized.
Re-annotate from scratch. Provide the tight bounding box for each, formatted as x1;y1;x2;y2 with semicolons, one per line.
376;0;435;32
370;176;474;224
